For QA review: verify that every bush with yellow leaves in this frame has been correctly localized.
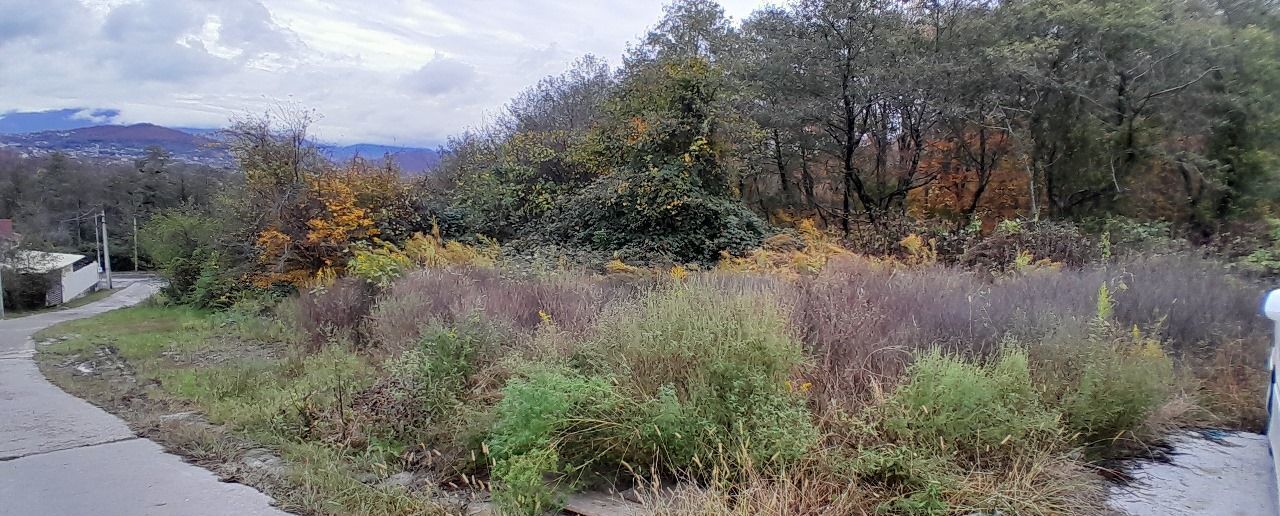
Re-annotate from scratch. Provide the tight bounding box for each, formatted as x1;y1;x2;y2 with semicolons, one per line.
604;257;643;275
403;223;501;269
898;233;938;267
1009;250;1063;274
717;218;852;275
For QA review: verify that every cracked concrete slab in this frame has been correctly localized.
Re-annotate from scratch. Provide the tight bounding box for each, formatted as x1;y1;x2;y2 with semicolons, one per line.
0;356;137;460
0;278;288;516
1108;431;1278;516
0;437;281;516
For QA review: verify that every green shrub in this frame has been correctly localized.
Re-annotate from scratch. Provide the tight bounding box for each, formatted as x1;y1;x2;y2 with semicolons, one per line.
1028;288;1177;448
141;208;239;308
883;347;1059;457
1059;330;1174;445
1083;217;1185;257
492;447;563;515
627;375;816;473
189;251;240;308
1230;216;1280;274
486;368;622;462
347;243;414;287
357;318;505;444
878;482;950;516
585;286;801;402
412;323;485;391
582;285;817;471
485;368;621;514
537;58;769;265
830;444;957;515
482;286;817;506
845;444;955;494
401;319;497;394
544;169;769;265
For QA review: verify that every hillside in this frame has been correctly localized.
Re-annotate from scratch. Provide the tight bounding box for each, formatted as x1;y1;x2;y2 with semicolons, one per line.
0;121;441;173
0;123;231;166
322;143;442;173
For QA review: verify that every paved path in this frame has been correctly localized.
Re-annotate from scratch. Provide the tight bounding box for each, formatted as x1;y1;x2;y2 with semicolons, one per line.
1108;431;1278;516
0;277;286;516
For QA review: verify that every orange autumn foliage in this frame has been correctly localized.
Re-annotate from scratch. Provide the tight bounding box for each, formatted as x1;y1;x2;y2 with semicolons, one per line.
908;130;1031;230
252;162;398;288
305;173;379;249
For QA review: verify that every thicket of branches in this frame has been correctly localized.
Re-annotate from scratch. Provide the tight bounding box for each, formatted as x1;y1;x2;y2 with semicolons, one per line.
439;0;1280;255
0;148;234;270
7;0;1280;301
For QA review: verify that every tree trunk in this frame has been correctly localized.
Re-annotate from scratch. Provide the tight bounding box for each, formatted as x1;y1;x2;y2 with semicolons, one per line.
772;129;792;205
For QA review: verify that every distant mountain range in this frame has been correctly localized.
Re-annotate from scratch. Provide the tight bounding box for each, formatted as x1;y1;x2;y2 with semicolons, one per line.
320;143;442;173
0;123;232;166
0;110;441;173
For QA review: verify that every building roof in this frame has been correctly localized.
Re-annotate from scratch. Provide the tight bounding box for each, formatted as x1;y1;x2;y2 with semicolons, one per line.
11;250;87;273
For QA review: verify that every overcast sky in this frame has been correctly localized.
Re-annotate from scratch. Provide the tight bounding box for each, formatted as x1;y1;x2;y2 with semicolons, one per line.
0;0;769;146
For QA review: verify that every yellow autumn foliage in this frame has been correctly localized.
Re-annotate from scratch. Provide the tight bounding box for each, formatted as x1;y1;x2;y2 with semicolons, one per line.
403;223;500;269
305;173;379;246
1009;250;1063;274
605;257;642;275
898;233;937;267
670;264;689;282
252;169;385;287
717;218;852;275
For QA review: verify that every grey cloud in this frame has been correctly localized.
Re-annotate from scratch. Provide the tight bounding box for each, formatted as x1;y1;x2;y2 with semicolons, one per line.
512;43;575;77
0;0;767;146
96;0;301;83
212;0;303;56
104;40;233;83
0;0;84;47
102;1;203;44
403;56;480;96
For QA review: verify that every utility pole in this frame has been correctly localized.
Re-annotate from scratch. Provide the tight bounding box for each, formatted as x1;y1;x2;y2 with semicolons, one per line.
133;216;139;272
101;210;113;290
93;215;101;268
0;225;11;318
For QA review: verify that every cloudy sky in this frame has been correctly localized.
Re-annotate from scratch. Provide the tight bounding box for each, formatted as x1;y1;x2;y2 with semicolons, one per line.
0;0;769;147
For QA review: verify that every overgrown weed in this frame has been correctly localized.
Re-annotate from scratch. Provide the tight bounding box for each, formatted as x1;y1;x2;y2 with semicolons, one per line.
33;249;1268;516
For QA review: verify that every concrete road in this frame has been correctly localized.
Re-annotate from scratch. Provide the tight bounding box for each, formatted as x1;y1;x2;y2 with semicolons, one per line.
1108;431;1279;516
0;277;287;516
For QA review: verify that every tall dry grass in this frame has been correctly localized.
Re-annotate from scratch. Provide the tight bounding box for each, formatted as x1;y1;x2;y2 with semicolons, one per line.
294;277;378;350
365;268;640;351
297;254;1267;427
777;254;1267;422
280;252;1268;514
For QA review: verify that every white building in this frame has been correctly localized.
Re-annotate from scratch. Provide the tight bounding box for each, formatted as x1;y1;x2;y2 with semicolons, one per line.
12;250;99;306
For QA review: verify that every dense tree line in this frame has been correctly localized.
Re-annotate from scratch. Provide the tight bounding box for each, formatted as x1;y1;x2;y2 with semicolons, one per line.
438;0;1280;259
0;147;235;269
18;0;1277;304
